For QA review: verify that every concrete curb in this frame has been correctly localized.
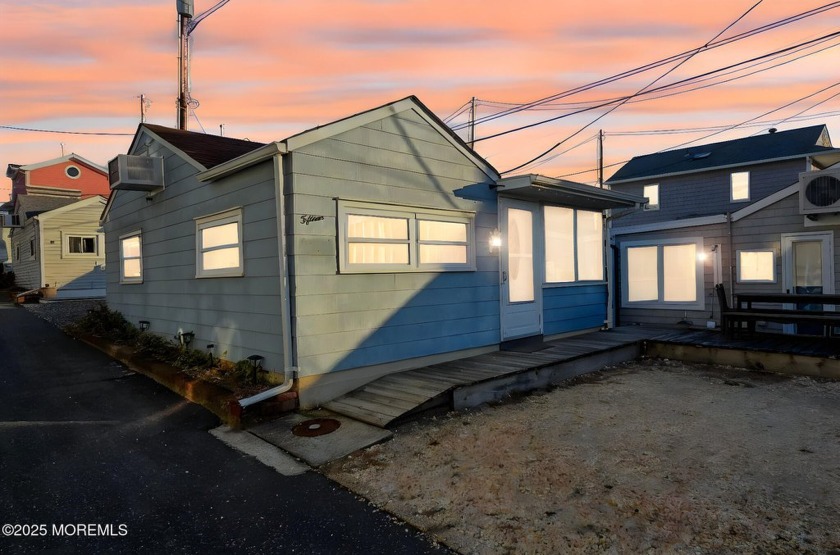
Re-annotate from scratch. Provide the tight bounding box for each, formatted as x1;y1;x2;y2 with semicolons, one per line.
74;333;297;428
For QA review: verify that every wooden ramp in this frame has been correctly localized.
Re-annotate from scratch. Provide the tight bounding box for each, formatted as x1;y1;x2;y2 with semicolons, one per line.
323;326;670;428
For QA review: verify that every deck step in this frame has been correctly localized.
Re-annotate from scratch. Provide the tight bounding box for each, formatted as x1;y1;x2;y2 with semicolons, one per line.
323;327;668;428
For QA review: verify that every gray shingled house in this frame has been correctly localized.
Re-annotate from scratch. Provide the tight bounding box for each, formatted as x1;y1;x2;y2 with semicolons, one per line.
607;125;840;329
101;96;641;407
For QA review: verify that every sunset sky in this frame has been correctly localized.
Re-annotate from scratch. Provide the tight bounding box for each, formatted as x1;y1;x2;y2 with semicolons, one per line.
2;0;839;184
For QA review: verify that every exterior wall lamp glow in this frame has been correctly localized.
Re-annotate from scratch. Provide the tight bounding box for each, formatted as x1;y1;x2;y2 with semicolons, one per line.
176;330;195;348
489;228;502;253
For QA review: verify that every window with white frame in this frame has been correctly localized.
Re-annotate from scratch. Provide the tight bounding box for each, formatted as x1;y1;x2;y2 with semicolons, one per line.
338;200;475;273
120;232;143;284
544;206;603;283
622;238;704;309
63;233;99;257
643;184;659;210
731;171;750;202
737;249;775;283
195;208;243;278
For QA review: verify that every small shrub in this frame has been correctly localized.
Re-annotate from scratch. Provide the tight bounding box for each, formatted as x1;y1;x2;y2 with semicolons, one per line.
69;304;139;343
135;332;180;364
175;348;213;370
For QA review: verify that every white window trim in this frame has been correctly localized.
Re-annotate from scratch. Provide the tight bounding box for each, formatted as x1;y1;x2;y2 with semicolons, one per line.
337;200;476;274
643;184;660;211
119;230;143;284
730;171;750;203
544;206;605;286
195;208;244;278
736;249;776;284
621;237;705;310
62;231;101;258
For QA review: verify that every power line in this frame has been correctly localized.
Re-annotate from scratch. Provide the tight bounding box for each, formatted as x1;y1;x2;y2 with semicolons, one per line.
0;125;133;136
500;0;766;174
453;2;840;131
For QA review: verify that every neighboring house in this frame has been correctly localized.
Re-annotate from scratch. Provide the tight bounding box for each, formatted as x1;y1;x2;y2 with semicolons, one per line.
607;125;840;329
102;96;641;408
0;201;11;268
8;194;107;298
5;154;110;202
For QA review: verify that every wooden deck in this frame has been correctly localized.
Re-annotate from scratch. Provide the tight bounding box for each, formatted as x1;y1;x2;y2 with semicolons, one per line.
323;326;671;428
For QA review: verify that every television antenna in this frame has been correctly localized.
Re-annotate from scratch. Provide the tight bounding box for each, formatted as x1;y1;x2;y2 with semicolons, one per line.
177;0;231;130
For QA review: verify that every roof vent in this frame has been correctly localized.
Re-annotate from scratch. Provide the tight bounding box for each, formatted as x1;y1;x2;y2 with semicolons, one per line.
108;155;164;192
685;152;711;160
768;128;777;134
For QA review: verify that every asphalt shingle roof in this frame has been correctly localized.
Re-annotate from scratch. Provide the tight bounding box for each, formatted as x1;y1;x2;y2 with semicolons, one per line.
143;124;267;169
16;195;80;219
607;125;833;183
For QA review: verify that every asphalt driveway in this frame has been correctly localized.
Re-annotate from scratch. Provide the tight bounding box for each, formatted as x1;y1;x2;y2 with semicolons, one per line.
0;301;446;554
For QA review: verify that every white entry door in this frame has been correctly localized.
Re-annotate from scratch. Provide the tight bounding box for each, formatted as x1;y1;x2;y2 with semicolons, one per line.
781;231;835;333
499;198;542;340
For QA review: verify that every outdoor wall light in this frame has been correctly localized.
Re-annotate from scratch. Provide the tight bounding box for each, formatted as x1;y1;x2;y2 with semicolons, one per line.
175;330;195;348
139;320;150;332
207;344;215;365
247;354;265;385
489;228;502;253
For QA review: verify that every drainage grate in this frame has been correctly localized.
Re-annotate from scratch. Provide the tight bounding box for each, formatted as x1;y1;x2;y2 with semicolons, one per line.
292;418;341;437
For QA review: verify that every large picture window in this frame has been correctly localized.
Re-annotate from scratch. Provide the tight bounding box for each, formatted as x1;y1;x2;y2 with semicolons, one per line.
544;206;603;283
338;200;475;273
120;232;143;284
195;208;243;278
622;239;704;309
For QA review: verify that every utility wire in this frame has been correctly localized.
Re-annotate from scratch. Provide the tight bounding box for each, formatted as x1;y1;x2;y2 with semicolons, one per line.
500;1;765;174
0;125;133;136
455;2;840;131
483;29;838;146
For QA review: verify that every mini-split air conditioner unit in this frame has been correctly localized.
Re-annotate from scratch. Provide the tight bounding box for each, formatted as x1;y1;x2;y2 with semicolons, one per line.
108;154;164;192
799;167;840;215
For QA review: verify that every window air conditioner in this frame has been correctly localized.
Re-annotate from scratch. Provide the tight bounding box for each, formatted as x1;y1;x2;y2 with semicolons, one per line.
108;154;164;191
799;167;840;214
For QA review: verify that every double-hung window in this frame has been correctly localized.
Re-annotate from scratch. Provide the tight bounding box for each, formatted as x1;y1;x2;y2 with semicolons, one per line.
120;231;143;284
622;238;704;309
544;207;604;283
195;208;244;278
338;200;475;273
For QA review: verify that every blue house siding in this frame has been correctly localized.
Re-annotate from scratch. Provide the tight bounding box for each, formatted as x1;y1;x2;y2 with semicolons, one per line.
542;284;607;335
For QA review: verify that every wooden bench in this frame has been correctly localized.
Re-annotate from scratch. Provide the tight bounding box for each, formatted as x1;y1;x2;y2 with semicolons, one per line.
715;284;840;338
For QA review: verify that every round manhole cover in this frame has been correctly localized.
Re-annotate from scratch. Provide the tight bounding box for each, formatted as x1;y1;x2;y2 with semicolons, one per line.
292;418;341;437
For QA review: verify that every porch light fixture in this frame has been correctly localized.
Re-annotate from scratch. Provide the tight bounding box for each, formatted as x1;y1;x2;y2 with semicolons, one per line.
139;320;150;332
247;354;265;385
489;228;502;253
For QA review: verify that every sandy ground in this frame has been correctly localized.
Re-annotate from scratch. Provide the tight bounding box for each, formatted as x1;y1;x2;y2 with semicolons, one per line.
324;359;840;554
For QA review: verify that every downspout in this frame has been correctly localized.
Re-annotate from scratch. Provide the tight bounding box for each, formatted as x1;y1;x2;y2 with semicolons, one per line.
726;212;734;307
35;217;45;290
238;152;297;409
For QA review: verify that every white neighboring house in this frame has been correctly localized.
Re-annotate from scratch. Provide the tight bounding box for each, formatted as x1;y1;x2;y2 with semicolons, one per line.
9;194;106;298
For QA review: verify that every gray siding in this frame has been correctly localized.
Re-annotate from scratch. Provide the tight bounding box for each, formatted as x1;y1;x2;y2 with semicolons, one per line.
104;136;286;371
611;159;807;228
288;108;499;378
613;191;840;327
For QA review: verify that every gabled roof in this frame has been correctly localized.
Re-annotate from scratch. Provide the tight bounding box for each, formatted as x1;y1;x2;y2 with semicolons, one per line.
6;153;106;177
16;194;80;219
607;125;834;184
35;195;105;221
140;124;267;170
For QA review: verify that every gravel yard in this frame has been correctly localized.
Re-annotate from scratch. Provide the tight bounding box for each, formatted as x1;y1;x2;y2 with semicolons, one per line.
324;359;840;554
20;298;104;329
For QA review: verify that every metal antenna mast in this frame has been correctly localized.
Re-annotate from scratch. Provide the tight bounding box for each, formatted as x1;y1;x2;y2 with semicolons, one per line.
176;0;231;130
